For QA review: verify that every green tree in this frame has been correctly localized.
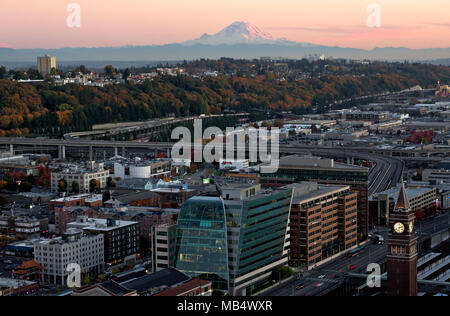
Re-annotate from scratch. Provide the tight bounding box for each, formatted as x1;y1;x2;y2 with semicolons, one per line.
271;266;294;282
0;195;8;207
0;66;6;79
122;68;131;81
26;174;36;185
18;181;32;192
72;180;80;194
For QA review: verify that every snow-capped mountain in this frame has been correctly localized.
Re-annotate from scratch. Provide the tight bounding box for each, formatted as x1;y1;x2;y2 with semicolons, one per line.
184;21;293;45
2;21;449;64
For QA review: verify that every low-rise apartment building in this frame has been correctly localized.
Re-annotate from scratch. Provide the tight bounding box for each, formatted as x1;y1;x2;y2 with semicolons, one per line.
51;162;109;193
33;228;104;286
67;217;140;267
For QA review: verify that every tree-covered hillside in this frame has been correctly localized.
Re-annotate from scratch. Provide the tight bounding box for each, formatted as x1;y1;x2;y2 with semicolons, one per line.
0;60;448;137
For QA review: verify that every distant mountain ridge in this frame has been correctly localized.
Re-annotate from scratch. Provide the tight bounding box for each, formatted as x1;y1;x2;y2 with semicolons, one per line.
1;22;449;65
183;21;298;46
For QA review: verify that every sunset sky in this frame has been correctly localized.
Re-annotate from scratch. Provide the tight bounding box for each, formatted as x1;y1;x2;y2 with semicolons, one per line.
1;0;449;49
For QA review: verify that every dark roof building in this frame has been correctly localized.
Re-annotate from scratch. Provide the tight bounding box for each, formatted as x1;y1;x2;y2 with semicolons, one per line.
113;268;190;295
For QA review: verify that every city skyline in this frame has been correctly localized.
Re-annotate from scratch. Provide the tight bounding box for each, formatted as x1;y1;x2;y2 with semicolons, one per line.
0;0;449;50
0;1;449;300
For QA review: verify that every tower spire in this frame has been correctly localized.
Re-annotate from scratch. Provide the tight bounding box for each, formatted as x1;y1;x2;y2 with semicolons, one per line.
395;180;410;211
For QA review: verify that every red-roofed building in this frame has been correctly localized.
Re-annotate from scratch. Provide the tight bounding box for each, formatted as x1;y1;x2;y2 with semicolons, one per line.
154;279;212;296
12;259;42;281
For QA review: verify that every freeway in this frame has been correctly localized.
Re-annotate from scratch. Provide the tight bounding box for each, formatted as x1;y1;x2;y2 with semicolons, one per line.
64;112;249;139
1;138;449;155
278;145;404;194
0;139;403;195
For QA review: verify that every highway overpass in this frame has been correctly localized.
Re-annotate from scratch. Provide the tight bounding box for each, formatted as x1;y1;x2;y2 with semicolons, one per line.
0;139;404;194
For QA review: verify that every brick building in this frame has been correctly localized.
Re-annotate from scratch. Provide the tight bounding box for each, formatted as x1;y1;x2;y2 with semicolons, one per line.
288;182;358;269
48;194;103;211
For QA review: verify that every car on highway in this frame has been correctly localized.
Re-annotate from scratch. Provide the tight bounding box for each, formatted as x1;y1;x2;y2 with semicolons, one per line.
315;283;324;288
348;265;356;271
296;284;305;290
318;274;326;279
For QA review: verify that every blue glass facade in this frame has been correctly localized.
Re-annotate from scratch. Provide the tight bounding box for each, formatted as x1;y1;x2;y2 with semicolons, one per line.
174;196;230;291
174;186;293;295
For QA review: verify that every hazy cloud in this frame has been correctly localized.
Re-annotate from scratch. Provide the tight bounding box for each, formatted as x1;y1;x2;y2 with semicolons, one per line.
425;22;450;28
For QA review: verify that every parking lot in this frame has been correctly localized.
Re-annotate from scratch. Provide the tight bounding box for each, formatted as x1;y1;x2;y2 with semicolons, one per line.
0;253;27;278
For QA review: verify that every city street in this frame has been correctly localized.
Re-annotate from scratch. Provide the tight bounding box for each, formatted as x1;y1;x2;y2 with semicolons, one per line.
260;239;388;296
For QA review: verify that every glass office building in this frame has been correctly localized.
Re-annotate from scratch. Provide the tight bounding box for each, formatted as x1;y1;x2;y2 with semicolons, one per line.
174;196;230;291
174;184;293;296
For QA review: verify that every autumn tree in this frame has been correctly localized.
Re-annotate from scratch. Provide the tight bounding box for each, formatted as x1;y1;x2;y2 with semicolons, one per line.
58;179;67;193
106;177;116;188
275;119;284;128
104;65;116;78
89;179;100;193
76;65;88;74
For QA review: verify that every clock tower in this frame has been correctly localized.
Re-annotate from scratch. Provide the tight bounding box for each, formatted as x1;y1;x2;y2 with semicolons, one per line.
387;182;418;296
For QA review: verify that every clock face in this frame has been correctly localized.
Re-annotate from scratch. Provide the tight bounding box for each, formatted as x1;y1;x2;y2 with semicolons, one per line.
394;222;405;234
409;222;414;233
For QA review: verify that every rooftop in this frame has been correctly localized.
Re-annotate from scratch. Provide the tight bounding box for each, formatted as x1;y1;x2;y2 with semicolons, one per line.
288;182;351;204
370;186;435;203
113;268;190;293
50;194;102;203
154;278;211;296
68;217;138;231
0;277;36;289
276;155;368;172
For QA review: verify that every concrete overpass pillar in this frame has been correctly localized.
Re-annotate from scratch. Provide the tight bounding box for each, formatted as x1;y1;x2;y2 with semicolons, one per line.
114;147;118;157
58;145;66;160
9;144;13;155
89;146;93;161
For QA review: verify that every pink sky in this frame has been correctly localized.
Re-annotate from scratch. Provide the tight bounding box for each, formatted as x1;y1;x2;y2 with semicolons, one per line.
0;0;449;49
